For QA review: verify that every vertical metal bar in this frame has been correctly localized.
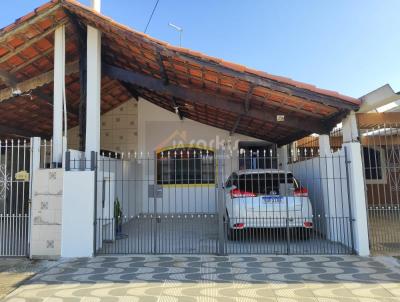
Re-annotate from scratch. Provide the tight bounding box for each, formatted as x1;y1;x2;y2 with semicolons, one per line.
217;150;225;255
65;151;71;171
344;146;355;253
90;151;96;171
388;123;400;253
93;152;98;256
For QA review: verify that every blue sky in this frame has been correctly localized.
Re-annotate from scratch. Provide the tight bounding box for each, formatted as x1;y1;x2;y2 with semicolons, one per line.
1;0;399;98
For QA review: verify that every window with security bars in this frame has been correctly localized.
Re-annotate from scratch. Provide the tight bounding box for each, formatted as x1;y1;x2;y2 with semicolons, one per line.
156;147;215;185
238;142;276;169
363;147;384;181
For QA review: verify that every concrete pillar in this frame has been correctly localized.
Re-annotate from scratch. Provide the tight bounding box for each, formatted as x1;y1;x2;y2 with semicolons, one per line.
28;137;41;258
318;134;331;155
85;25;101;159
342;111;359;143
29;137;41;190
53;25;65;165
318;134;336;241
290;141;298;163
61;171;95;257
90;0;101;12
30;169;63;259
278;145;288;170
344;142;370;256
69;0;101;256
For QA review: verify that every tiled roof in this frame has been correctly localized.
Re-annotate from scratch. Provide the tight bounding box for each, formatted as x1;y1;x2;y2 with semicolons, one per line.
0;0;360;143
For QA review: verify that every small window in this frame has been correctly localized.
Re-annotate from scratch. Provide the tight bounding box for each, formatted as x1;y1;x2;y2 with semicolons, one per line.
363;147;385;183
157;147;215;185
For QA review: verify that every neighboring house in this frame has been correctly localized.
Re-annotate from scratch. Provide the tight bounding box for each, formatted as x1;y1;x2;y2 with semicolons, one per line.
293;84;400;254
0;0;395;258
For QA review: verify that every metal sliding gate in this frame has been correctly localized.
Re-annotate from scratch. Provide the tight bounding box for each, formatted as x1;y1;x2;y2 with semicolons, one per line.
360;122;400;255
93;147;354;255
0;139;31;256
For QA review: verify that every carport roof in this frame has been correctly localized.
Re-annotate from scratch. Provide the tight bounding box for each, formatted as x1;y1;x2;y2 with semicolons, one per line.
0;0;360;145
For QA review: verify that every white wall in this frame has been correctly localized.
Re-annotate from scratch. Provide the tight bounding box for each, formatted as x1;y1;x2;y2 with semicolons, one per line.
82;98;268;220
291;149;352;249
68;100;138;154
96;155;140;218
30;169;63;259
61;171;95;257
343;142;369;256
137;98;265;214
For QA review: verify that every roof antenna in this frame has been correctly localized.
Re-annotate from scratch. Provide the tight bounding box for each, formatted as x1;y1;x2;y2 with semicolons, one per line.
169;23;183;47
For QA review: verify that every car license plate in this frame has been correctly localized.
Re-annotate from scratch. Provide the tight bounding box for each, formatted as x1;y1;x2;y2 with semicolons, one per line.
262;196;283;203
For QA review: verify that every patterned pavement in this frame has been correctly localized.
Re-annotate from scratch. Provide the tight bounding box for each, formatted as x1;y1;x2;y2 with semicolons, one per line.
3;255;400;301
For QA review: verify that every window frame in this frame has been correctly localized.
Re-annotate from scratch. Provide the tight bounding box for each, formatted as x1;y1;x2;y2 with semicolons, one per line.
156;145;216;187
363;146;387;185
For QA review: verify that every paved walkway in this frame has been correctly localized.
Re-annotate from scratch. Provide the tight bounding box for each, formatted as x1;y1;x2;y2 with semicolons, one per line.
3;255;400;301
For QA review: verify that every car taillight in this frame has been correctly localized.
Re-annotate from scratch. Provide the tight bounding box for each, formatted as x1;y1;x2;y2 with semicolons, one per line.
303;221;313;228
294;187;308;197
233;223;245;229
230;188;256;198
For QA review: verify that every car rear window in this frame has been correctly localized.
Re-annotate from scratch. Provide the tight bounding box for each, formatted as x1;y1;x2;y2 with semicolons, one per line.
233;173;298;195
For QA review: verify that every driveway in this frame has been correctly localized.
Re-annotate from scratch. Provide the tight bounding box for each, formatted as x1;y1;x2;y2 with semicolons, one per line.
97;218;350;255
3;255;400;301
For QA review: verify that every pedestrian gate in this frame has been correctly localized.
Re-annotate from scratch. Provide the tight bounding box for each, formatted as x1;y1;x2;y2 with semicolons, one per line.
0;139;31;256
359;116;400;255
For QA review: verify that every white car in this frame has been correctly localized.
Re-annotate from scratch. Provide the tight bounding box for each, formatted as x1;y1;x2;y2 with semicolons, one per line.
224;169;313;240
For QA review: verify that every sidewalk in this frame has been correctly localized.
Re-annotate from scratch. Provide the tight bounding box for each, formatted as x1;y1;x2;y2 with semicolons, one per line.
0;258;56;300
2;255;400;301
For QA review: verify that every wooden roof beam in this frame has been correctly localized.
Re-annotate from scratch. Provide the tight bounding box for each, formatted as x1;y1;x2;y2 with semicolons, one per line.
33;90;79;119
9;48;53;74
230;85;254;135
0;70;18;87
276;130;311;147
156;51;183;120
103;64;331;135
157;52;169;85
0;3;62;43
0;19;68;65
118;81;139;100
0;124;48;138
0;60;79;103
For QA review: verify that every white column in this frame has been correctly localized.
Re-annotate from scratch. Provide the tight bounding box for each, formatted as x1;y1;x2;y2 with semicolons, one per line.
278;145;288;170
53;25;65;165
29;137;41;193
342;111;358;143
343;142;370;256
290;141;298;163
318;134;336;241
62;170;95;257
318;134;330;155
90;0;101;12
28;137;41;258
85;25;101;159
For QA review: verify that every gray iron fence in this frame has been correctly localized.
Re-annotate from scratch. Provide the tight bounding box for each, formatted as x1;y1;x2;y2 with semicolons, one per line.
0;139;31;256
65;145;355;255
360;123;400;255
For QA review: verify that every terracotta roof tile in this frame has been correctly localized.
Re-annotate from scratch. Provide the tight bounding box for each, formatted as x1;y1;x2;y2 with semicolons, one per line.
0;0;361;143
